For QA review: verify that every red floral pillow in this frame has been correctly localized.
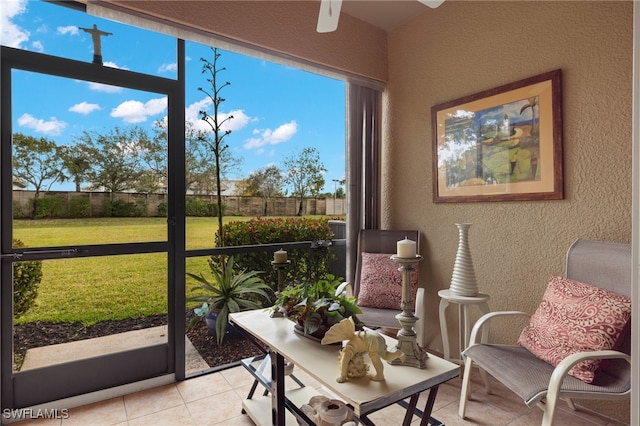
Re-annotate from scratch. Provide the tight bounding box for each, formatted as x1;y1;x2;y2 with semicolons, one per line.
517;275;631;383
357;252;419;310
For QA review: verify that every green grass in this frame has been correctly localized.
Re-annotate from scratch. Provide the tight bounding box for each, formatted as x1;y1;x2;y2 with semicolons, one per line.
13;216;254;325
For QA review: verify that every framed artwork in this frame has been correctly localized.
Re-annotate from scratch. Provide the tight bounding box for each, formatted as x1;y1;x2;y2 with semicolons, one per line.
431;69;563;203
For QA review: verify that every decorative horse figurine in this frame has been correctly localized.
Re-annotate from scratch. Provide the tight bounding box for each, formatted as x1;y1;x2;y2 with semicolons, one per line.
321;317;405;383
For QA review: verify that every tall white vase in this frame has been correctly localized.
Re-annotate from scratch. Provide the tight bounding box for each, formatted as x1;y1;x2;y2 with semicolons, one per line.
449;223;479;297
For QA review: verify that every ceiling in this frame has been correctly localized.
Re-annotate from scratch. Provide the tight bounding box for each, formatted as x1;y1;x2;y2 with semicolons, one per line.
339;1;430;31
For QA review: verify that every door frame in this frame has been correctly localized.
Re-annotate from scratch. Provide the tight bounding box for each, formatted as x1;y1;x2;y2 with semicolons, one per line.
0;42;186;409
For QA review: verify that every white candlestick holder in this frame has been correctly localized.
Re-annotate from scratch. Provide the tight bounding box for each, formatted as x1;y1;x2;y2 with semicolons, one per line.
389;255;427;369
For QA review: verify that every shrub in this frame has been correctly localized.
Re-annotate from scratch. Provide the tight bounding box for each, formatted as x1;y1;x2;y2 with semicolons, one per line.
219;217;336;294
103;199;145;217
69;197;90;218
156;202;168;217
186;199;225;217
31;195;65;218
186;199;208;216
12;201;27;219
12;239;43;318
134;198;147;217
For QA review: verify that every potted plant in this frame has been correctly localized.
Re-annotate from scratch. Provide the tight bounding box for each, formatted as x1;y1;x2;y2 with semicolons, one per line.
271;274;363;340
187;255;271;345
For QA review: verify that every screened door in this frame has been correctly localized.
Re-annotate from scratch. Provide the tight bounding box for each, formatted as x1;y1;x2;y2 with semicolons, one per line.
0;44;186;409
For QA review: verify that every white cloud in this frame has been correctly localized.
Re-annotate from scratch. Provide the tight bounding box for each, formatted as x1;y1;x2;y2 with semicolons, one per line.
69;102;101;115
102;61;123;69
110;97;168;123
244;120;298;149
185;98;252;134
87;82;123;93
185;98;211;123
57;25;79;36
221;110;252;132
17;113;66;136
158;62;177;73
199;109;252;133
0;0;30;48
31;40;43;52
86;62;127;92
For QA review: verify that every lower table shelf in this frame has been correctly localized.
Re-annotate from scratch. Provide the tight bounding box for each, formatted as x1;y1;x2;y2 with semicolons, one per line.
242;387;319;426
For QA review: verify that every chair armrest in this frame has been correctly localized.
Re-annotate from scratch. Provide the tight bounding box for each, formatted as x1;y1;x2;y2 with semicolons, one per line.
549;350;631;390
335;281;354;298
414;288;425;347
468;311;530;346
544;349;632;421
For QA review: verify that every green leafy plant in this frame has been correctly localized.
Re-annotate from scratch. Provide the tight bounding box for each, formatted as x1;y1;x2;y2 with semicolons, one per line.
187;256;271;345
272;274;362;338
13;239;43;318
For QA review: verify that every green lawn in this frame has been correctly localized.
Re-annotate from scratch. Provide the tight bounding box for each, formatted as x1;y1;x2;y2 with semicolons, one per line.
13;216;253;325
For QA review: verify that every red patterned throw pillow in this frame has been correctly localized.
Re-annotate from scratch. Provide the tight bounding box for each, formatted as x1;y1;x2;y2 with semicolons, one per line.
357;252;419;310
517;275;631;383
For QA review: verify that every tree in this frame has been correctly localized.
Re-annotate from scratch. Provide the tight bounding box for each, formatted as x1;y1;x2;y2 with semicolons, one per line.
137;125;168;193
187;128;241;195
77;126;149;196
12;133;65;219
59;143;92;192
234;179;251;196
246;165;283;216
283;147;326;216
151;120;241;195
198;47;235;245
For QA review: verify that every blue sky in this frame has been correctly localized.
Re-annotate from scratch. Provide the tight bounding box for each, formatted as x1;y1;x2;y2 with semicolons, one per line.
0;0;346;193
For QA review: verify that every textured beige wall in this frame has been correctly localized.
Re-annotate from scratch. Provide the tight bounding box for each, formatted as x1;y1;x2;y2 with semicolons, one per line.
385;1;633;422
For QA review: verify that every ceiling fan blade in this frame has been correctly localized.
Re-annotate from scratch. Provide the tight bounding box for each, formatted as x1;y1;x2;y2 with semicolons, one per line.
417;0;445;8
317;0;343;33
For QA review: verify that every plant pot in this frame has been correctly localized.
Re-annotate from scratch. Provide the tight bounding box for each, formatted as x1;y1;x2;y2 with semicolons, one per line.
293;322;332;342
205;311;238;339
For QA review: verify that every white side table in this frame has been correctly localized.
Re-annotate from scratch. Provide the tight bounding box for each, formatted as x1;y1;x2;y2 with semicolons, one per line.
438;289;490;364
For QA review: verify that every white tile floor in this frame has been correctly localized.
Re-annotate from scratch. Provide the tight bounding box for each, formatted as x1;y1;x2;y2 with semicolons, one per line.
9;364;627;426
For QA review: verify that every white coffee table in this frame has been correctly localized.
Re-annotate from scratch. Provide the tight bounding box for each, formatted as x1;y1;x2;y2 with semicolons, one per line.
230;309;459;426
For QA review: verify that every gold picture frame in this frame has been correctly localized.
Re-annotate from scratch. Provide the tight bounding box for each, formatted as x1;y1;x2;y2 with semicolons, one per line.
432;69;563;203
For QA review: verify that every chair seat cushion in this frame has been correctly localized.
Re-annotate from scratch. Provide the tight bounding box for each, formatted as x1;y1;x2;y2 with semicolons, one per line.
357;306;401;329
517;276;631;383
463;344;631;406
357;252;418;310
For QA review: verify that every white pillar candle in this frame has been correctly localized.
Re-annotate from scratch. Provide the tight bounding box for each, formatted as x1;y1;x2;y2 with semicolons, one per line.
274;249;287;263
397;238;417;258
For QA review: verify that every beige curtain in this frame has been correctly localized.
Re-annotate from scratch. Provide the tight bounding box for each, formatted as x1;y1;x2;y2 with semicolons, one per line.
346;84;381;285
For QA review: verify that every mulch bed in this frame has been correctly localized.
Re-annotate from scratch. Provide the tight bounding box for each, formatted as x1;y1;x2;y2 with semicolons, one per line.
13;313;266;371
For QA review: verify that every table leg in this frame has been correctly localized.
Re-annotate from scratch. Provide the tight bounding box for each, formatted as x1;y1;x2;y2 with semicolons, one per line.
462;304;473;353
359;414;375;426
271;351;285;426
438;299;451;361
458;304;466;362
402;394;419;426
478;302;490;344
420;386;439;426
